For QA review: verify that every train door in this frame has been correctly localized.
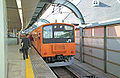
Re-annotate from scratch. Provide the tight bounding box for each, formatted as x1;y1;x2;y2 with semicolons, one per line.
36;32;38;50
31;34;34;45
32;33;35;46
37;32;41;52
34;33;37;48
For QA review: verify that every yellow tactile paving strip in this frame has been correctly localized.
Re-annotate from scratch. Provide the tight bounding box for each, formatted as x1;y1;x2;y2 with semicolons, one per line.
25;55;35;78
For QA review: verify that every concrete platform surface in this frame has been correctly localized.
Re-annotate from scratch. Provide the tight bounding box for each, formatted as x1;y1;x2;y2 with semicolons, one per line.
7;45;25;78
29;47;57;78
7;44;57;78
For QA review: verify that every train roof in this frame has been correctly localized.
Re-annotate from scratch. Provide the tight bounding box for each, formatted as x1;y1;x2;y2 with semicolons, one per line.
26;23;75;33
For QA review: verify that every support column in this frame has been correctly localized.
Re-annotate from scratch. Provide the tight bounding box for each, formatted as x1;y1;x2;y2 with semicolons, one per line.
0;0;7;78
104;26;107;73
80;27;84;63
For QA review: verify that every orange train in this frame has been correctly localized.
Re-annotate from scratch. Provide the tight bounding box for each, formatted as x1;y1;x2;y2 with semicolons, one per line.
31;23;75;67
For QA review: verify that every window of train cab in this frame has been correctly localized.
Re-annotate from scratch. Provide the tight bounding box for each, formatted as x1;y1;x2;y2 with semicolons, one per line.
43;24;74;43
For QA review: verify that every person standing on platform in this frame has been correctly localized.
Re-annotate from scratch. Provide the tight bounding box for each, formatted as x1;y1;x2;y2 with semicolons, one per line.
28;34;34;42
21;34;30;60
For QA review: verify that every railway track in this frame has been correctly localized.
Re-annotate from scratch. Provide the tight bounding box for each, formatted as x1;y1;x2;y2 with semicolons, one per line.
51;58;95;78
51;66;80;78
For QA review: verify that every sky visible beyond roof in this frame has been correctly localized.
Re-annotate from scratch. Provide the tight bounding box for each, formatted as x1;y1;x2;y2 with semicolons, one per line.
40;0;81;23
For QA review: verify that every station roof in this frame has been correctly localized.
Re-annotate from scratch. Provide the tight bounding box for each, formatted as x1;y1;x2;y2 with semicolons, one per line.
6;0;21;32
6;0;53;32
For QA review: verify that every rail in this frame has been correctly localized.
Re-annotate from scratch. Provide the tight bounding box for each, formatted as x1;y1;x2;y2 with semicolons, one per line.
51;63;96;78
51;66;80;78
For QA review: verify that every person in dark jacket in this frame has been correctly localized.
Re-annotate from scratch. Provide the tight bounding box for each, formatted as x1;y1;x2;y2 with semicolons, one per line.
28;34;34;41
21;34;30;60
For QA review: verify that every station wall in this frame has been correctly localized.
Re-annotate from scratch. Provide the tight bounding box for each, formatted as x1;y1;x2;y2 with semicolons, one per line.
75;24;120;77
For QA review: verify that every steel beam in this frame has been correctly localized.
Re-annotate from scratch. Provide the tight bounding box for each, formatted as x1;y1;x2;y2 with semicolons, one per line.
29;3;48;27
37;7;43;8
53;0;85;24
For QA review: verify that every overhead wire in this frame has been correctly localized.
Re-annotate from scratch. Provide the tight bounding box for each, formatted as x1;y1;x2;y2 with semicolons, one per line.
45;1;71;19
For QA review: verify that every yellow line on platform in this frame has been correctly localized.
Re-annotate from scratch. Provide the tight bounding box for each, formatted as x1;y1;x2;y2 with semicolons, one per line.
25;55;35;78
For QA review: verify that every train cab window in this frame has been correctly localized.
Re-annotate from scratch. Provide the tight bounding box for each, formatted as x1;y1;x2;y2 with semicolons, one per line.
43;25;53;38
43;24;74;43
54;31;73;38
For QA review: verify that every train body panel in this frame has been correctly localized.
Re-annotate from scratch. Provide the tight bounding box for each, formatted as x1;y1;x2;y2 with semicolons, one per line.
41;43;75;57
31;23;75;67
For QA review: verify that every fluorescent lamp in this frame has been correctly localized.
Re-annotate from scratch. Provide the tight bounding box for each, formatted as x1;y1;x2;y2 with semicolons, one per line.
16;0;23;29
16;0;22;9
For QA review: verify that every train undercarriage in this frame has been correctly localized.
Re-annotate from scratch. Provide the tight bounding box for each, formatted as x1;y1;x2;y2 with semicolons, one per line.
43;55;74;67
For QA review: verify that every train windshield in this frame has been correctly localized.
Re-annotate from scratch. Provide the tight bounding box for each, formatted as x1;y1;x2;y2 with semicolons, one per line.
43;24;74;43
43;25;53;38
54;31;73;38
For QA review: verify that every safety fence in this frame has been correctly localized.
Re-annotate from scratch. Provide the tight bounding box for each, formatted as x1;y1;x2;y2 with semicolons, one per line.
75;24;120;77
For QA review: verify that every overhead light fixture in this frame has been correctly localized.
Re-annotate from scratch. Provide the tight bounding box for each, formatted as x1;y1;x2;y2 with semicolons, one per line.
16;0;23;29
16;0;22;9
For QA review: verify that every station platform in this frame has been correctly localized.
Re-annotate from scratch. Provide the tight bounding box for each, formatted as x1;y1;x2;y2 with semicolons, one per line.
7;44;117;78
7;44;57;78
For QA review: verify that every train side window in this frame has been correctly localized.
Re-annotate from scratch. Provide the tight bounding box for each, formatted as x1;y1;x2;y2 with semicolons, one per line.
35;34;37;37
38;36;40;39
35;33;37;41
38;33;40;39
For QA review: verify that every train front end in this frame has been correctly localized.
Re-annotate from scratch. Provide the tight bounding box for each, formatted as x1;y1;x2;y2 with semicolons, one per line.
41;23;75;67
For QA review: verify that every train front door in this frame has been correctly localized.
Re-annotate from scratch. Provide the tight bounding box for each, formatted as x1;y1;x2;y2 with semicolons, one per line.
37;32;41;52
